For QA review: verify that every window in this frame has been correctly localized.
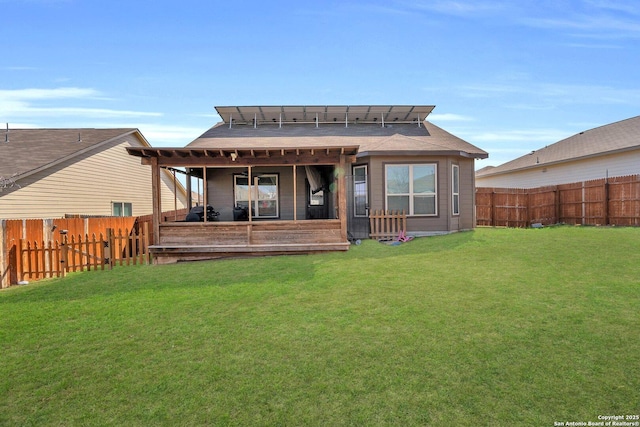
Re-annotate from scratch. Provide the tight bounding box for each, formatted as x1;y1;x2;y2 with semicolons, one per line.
385;164;437;216
112;202;132;217
234;174;279;218
309;188;324;206
353;165;368;217
452;164;460;215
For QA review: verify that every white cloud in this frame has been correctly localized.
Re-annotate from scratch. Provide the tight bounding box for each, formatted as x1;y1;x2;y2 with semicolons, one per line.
0;87;101;100
428;113;474;122
0;87;162;121
136;124;205;145
468;128;570;143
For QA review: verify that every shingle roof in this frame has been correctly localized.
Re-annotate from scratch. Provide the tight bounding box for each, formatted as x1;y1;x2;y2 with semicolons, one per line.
0;128;140;178
476;116;640;177
186;120;488;159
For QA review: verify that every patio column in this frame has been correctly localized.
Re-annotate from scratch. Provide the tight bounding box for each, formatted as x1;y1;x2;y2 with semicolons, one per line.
186;168;192;209
293;165;297;221
150;157;161;245
338;154;348;240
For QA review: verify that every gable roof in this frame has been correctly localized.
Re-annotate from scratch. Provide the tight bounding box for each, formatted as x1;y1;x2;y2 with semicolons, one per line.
477;115;640;178
0;128;143;179
183;106;487;160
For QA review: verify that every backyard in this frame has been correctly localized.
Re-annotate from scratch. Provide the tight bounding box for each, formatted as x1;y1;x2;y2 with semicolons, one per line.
1;226;638;426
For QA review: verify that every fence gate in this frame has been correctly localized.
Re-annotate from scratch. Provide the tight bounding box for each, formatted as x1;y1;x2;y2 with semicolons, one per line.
18;224;149;282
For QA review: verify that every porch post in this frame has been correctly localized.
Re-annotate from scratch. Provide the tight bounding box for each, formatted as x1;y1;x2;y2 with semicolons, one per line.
338;154;348;241
247;166;252;222
150;157;161;245
203;167;208;222
293;165;297;221
186;168;192;209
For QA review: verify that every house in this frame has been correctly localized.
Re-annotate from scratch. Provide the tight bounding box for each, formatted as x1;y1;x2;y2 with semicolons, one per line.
126;105;488;263
0;127;187;219
476;116;640;188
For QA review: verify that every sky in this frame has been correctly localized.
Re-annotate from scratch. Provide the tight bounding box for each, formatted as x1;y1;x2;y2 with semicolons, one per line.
1;0;639;170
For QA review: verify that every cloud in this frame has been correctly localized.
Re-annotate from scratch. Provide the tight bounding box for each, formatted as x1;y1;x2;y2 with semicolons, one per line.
0;87;101;100
469;128;570;143
399;0;507;17
136;124;205;145
0;87;162;120
428;113;474;122
456;82;640;107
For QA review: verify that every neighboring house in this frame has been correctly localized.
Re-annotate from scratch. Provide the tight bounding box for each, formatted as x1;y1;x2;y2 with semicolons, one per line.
126;105;488;263
0;128;187;219
476;116;640;188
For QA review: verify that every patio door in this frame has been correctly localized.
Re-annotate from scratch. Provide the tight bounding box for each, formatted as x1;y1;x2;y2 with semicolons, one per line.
234;174;279;218
347;165;370;239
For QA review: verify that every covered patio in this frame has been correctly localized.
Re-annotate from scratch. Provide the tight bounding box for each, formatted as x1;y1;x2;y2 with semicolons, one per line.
127;141;358;263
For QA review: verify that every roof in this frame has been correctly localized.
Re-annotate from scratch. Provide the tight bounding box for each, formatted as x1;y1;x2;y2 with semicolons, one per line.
0;128;142;179
184;106;487;159
477;115;640;178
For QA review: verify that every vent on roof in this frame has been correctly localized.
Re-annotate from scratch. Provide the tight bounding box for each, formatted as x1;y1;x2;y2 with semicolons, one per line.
4;123;8;143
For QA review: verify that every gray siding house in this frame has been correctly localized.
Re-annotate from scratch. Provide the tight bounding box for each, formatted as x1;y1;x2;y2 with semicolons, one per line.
127;105;488;262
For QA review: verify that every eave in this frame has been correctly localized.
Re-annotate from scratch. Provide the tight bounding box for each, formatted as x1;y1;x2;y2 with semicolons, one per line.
126;146;360;167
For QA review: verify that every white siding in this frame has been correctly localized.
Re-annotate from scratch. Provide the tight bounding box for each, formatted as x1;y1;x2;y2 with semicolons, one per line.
0;135;186;219
476;150;640;189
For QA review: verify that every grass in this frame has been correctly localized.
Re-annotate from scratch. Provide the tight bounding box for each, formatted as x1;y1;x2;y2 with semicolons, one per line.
1;226;639;426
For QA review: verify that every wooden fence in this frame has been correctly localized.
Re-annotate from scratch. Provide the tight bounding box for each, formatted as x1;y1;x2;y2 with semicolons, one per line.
369;210;407;240
476;174;640;228
1;216;154;288
18;224;149;283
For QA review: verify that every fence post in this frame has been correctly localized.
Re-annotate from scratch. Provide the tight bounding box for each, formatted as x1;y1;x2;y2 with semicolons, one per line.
60;233;68;278
143;221;150;265
0;220;7;288
555;187;561;224
105;228;113;270
491;191;496;227
603;179;609;226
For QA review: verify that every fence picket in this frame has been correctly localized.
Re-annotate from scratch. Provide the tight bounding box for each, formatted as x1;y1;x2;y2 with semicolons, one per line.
477;174;640;227
17;225;149;283
369;210;407;240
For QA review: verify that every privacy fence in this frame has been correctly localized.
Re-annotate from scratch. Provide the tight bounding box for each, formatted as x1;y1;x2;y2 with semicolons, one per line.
476;174;640;228
1;209;187;289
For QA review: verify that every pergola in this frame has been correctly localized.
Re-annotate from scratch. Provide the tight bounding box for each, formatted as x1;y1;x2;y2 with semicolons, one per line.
127;142;359;263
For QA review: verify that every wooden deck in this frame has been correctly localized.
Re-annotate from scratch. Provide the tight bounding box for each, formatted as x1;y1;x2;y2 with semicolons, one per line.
151;219;349;263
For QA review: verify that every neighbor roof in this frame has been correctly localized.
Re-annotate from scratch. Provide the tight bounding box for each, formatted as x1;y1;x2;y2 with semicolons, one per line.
0;128;142;179
477;115;640;178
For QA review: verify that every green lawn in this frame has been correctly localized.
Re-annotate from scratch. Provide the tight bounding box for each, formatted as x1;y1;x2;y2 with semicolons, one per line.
1;226;638;426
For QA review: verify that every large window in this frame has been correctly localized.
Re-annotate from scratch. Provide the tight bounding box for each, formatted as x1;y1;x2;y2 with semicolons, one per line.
452;164;460;215
385;164;437;216
112;202;132;217
234;174;279;218
353;165;368;217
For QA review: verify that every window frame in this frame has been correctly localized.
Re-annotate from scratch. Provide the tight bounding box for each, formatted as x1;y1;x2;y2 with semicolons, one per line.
384;163;438;216
234;173;280;219
112;202;132;217
353;164;368;217
452;164;460;216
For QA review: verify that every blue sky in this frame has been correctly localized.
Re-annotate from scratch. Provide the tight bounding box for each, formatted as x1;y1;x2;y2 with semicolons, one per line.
1;0;639;169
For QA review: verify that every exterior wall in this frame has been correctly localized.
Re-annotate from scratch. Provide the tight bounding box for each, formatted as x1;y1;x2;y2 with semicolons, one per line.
205;166;332;222
0;136;186;219
476;150;640;189
361;155;477;234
